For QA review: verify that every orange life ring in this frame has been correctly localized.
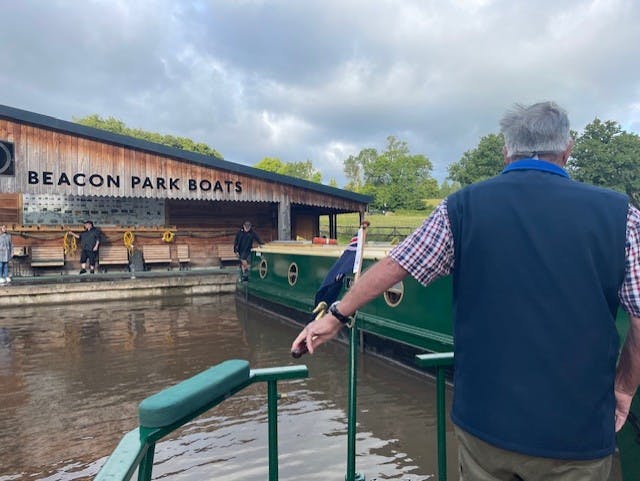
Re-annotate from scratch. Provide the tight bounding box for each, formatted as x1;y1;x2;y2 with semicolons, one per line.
312;237;337;245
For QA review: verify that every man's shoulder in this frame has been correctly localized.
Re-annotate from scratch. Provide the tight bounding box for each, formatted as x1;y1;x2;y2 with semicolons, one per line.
569;180;628;201
449;174;628;202
446;176;498;203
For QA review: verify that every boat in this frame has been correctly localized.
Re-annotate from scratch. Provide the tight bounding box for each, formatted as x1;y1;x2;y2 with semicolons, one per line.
238;239;640;481
241;240;453;363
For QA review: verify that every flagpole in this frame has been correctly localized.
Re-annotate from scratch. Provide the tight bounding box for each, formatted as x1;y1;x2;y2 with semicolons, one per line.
346;220;369;481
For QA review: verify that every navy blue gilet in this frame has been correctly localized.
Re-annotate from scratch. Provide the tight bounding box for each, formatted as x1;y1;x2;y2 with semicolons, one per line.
446;159;628;460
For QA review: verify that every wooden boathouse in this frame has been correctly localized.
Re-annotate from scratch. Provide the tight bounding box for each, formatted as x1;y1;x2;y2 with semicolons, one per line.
0;104;370;275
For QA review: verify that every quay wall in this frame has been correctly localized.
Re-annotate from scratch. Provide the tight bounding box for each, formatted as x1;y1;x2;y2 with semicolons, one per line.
0;271;237;307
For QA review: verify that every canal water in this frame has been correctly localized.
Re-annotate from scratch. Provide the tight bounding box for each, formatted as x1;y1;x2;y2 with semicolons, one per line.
0;294;457;481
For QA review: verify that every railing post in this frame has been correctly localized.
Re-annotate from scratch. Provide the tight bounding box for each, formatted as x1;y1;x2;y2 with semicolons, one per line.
436;366;447;481
415;352;454;481
137;442;155;481
267;379;279;481
346;322;365;481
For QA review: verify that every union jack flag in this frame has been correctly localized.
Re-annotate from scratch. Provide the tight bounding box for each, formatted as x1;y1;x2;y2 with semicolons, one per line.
312;232;361;313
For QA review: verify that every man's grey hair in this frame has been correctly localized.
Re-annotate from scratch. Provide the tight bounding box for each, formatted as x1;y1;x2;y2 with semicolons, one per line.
500;101;571;158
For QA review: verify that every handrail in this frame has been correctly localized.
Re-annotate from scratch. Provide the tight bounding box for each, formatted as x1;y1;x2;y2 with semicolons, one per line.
415;352;454;481
94;360;308;481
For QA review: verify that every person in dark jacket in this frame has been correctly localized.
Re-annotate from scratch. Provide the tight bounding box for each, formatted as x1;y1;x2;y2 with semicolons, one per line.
234;221;263;281
69;220;101;274
292;101;640;480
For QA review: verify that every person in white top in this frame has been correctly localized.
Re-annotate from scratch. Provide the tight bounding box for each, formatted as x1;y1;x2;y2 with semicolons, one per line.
0;224;13;284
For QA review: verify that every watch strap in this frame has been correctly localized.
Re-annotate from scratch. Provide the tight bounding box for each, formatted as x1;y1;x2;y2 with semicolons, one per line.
329;301;351;324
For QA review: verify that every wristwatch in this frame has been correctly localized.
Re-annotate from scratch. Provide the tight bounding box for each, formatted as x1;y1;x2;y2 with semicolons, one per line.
329;301;351;324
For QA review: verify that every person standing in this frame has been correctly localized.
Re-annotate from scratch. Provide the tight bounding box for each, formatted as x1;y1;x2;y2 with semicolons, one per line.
69;220;100;274
292;101;640;480
0;224;12;284
233;221;263;281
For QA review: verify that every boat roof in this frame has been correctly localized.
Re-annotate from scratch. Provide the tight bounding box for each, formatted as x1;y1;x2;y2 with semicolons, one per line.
255;241;394;260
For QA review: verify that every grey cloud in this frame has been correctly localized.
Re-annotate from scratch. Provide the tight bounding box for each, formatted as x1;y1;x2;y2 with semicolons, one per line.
1;0;639;187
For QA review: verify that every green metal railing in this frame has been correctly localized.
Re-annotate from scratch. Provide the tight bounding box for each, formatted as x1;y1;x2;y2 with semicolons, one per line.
415;352;454;481
95;359;308;481
343;317;453;481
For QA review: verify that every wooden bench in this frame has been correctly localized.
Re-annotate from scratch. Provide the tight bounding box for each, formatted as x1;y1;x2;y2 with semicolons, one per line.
177;244;190;270
31;246;65;275
142;245;172;270
217;244;238;264
99;246;129;272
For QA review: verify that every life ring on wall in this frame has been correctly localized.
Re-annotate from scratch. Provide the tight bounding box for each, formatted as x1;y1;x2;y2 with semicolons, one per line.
162;230;175;243
312;237;337;245
123;231;135;253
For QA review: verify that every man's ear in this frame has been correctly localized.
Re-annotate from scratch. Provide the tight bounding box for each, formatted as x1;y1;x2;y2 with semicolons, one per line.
560;139;574;166
503;146;510;165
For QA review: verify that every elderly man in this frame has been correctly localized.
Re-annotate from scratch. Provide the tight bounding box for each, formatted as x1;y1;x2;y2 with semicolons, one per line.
292;101;640;480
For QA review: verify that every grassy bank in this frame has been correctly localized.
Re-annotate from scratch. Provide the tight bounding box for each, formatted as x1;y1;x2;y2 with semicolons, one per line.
318;207;437;243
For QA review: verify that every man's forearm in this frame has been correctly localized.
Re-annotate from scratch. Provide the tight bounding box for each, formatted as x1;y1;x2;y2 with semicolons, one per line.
616;315;640;396
338;256;409;316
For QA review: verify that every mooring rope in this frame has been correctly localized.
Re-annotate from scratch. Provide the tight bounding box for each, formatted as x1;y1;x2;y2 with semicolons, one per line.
63;232;77;256
123;231;135;253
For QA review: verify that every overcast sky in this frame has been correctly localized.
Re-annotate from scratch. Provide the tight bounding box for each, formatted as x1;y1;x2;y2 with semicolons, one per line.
1;0;639;185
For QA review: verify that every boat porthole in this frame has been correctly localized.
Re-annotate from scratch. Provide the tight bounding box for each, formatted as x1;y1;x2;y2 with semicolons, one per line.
288;262;299;286
384;281;404;307
259;258;268;279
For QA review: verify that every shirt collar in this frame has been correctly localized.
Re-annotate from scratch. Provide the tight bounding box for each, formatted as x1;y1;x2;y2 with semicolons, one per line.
502;158;569;178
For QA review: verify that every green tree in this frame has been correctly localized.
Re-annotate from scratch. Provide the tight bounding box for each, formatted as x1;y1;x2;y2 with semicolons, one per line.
569;119;640;206
254;157;322;183
347;136;437;210
285;160;322;183
436;179;460;197
254;156;286;173
448;133;505;186
344;148;377;192
74;114;223;158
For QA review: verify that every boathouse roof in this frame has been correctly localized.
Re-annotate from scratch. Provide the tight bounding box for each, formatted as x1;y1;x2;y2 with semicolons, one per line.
0;104;371;204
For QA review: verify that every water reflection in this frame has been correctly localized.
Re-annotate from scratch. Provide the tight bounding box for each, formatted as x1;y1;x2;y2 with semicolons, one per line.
0;295;455;481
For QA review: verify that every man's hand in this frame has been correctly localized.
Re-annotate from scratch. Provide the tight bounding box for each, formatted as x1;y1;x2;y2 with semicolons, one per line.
291;313;343;355
615;388;634;432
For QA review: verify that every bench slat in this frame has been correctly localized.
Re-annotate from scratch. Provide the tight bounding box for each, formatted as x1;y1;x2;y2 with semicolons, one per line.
31;247;65;268
100;246;129;265
177;245;190;262
142;245;171;264
217;244;237;262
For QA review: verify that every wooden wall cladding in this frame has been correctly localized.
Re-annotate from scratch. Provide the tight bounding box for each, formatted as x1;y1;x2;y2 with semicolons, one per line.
166;199;276;243
0;119;366;213
0;193;21;224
